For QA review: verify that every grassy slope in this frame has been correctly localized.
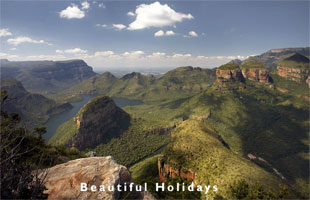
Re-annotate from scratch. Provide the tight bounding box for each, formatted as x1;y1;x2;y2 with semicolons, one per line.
126;85;309;198
164;120;291;199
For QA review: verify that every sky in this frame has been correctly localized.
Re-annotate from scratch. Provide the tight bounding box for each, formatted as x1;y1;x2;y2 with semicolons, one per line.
0;0;309;71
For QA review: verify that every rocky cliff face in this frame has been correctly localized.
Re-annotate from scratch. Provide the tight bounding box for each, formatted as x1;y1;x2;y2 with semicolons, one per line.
277;66;309;84
158;156;195;182
66;96;130;150
276;53;310;86
216;69;244;83
39;157;154;200
241;68;269;83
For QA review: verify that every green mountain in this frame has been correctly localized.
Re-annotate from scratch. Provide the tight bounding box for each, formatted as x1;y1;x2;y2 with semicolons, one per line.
49;95;171;166
0;78;72;126
52;66;216;103
0;59;96;94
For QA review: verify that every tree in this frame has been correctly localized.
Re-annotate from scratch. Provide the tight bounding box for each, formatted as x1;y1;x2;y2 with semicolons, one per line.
0;90;48;199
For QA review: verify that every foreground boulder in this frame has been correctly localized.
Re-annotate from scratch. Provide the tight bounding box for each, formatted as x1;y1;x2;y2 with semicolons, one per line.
40;157;154;200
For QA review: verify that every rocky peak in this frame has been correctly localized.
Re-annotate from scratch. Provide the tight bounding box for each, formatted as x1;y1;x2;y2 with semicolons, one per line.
39;157;154;200
67;96;130;150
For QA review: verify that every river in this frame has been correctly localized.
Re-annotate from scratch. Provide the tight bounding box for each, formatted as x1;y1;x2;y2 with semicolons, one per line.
43;95;143;142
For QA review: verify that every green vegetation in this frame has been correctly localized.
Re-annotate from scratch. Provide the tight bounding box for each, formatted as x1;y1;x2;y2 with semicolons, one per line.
0;90;84;199
48;119;78;146
49;66;216;103
94;118;170;167
218;63;240;70
161;120;293;199
229;179;288;199
277;60;309;69
0;78;72;127
240;61;266;69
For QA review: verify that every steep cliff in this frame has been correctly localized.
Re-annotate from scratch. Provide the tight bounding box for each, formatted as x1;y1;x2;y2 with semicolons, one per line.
0;59;96;93
240;61;270;83
49;96;130;150
214;63;245;91
158;156;195;182
39;157;154;200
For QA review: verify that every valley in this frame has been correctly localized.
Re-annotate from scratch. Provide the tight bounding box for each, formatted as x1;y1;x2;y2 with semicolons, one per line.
1;47;309;199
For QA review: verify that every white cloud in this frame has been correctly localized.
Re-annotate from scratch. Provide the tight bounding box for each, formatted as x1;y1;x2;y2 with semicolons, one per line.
154;30;164;37
60;4;85;19
56;48;87;54
127;11;135;16
94;51;114;57
166;30;175;36
154;30;175;37
95;24;107;28
98;3;105;8
128;2;193;30
113;24;126;30
7;36;48;46
0;52;18;59
189;31;198;37
123;50;145;57
10;48;17;51
0;28;12;37
81;1;90;10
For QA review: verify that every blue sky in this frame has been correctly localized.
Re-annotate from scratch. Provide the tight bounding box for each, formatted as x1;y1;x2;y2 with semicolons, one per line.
0;0;309;70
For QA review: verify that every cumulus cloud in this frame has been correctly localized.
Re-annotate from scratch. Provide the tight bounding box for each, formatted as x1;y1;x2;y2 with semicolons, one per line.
127;11;135;16
60;4;85;19
188;31;198;37
128;2;193;30
0;28;12;37
166;30;175;36
7;36;48;46
98;3;105;8
113;24;127;30
154;30;164;37
154;30;176;37
81;1;90;10
94;51;114;57
56;48;87;54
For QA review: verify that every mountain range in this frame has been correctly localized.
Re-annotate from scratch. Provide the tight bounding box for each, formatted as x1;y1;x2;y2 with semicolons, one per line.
1;47;309;199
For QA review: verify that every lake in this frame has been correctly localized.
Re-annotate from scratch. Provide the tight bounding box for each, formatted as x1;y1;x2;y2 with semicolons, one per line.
43;95;143;142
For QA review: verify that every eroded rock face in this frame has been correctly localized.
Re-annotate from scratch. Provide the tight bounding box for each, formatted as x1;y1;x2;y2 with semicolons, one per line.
277;66;309;84
215;69;244;83
241;68;269;83
67;96;130;150
158;156;195;182
40;157;154;200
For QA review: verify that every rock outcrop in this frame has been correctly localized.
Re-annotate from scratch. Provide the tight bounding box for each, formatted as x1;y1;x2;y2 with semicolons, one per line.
158;156;195;182
276;53;310;86
66;96;130;150
240;61;270;83
40;157;154;200
215;63;244;83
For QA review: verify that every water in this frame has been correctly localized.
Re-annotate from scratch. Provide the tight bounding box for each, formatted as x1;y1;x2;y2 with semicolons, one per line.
43;95;143;142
